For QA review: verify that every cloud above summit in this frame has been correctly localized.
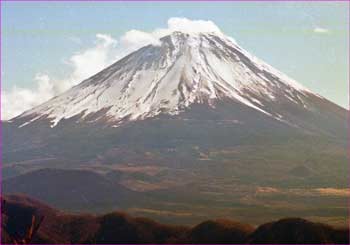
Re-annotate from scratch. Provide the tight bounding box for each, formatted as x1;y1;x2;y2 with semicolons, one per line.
2;18;226;120
117;17;225;58
167;17;223;34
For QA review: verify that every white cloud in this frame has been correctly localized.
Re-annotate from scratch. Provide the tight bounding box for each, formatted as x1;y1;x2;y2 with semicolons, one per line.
116;17;226;57
2;74;55;120
96;33;118;47
121;30;161;48
2;33;118;120
167;17;223;34
117;29;162;59
67;33;117;88
313;27;330;34
2;18;226;120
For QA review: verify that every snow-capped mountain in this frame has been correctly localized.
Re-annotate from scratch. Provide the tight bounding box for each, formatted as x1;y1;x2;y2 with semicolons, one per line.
3;30;347;221
16;31;324;128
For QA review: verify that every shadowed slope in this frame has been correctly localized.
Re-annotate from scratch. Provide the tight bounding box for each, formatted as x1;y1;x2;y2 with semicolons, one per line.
248;217;350;244
183;219;254;243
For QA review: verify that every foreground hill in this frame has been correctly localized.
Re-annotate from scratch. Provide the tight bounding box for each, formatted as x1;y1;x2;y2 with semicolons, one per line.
2;168;138;211
1;194;349;244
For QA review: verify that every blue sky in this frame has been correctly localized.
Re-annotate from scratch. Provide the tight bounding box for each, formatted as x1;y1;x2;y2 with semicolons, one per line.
1;2;349;119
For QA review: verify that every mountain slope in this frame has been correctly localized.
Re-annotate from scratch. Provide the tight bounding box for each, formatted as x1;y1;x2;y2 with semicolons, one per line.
12;31;344;132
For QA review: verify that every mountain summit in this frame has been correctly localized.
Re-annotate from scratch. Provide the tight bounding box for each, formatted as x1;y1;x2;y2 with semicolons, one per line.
16;31;324;128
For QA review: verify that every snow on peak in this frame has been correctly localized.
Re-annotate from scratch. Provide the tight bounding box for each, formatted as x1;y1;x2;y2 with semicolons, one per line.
18;31;315;127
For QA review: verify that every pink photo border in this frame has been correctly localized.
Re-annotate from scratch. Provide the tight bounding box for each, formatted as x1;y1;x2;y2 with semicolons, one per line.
0;1;349;245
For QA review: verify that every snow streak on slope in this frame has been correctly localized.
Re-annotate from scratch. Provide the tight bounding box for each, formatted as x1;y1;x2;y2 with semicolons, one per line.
18;32;318;127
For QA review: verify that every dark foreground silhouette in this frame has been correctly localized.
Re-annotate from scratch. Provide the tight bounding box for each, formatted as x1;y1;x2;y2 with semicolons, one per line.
1;194;349;244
